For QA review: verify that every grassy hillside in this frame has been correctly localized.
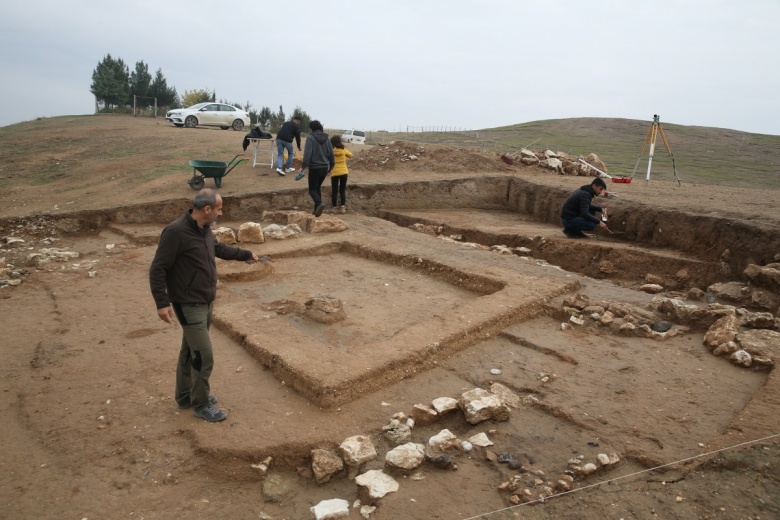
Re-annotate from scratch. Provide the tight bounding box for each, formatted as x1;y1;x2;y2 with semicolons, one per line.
370;117;780;188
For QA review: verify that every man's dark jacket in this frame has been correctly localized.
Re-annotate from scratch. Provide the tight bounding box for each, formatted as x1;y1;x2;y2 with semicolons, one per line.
242;126;272;151
560;184;603;224
276;120;301;148
302;130;335;171
149;210;252;309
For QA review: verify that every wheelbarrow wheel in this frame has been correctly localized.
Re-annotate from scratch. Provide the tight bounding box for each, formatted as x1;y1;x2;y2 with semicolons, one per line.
188;175;205;190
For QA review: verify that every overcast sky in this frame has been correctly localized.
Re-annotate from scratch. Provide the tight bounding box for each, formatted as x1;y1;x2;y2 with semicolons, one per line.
1;0;778;135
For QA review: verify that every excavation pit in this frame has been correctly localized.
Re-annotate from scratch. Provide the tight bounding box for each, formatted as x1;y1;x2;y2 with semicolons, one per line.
212;239;575;408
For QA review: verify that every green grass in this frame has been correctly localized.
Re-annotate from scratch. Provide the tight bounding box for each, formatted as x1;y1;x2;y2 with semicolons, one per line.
370;118;780;189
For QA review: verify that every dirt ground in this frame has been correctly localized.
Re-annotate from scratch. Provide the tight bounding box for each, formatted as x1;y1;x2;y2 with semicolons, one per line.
1;116;779;520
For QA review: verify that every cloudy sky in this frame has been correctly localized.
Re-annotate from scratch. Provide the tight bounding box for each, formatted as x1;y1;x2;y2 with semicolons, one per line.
1;0;778;135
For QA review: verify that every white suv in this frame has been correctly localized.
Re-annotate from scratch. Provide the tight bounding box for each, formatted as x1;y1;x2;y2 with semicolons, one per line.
341;129;366;144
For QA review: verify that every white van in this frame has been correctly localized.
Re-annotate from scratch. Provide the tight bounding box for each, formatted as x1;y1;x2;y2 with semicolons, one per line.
341;129;366;144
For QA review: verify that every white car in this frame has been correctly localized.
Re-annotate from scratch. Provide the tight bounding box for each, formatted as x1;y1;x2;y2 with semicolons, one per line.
341;129;366;144
166;103;250;131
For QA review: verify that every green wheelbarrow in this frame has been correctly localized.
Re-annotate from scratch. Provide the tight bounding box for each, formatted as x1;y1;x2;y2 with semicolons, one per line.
187;154;247;189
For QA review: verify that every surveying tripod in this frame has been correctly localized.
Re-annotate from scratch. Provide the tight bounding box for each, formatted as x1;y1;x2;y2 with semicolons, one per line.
631;115;681;185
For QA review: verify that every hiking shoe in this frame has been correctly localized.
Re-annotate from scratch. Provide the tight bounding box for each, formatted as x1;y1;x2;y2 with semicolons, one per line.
563;229;586;239
193;404;227;422
295;172;305;181
314;203;325;217
285;167;296;173
339;206;346;214
276;168;285;176
178;395;217;409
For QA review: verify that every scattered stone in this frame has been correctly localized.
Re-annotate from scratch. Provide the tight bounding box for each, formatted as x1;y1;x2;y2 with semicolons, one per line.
468;432;494;447
263;223;303;240
459;388;511;424
639;284;664;294
262;473;295;503
703;314;741;351
385;443;426;470
312;449;344;484
730;350;752;367
430;397;459;415
569;315;585;325
340;436;377;468
489;382;521;409
359;505;377;519
304;296;346;324
651;320;674;333
410;404;438;425
311;498;350;520
580;463;598;475
382;419;412;445
237;221;265;243
355;470;399;500
213;226;237;244
427;453;454;469
736;329;780;362
427;429;458;454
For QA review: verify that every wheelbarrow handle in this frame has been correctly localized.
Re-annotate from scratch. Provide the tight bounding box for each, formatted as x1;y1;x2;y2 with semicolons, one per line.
223;154;249;176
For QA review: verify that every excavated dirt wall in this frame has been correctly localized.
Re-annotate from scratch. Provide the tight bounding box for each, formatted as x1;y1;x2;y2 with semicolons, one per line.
2;176;777;281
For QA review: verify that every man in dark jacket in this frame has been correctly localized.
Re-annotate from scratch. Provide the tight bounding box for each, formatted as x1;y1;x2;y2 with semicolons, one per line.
275;117;302;176
149;189;260;422
560;178;610;238
300;120;335;217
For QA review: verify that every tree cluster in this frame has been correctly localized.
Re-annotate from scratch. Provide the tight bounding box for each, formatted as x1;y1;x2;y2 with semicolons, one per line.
90;54;179;111
90;54;313;131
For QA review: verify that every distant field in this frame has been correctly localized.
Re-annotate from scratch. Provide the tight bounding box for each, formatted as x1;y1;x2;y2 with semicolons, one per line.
365;117;780;189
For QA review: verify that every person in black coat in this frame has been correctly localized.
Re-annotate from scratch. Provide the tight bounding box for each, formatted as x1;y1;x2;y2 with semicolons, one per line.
560;178;610;238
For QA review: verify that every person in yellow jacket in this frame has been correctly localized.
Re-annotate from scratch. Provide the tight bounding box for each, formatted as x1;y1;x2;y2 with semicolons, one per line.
330;135;353;214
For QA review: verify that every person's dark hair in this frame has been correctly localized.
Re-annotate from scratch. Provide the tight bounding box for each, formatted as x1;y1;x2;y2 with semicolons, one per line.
193;189;217;210
331;135;344;149
591;177;607;189
292;116;301;123
309;120;323;132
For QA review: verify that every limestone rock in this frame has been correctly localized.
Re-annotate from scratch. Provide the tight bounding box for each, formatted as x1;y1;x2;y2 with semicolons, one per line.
431;397;459;415
311;498;350;520
744;263;780;291
382;419;412;445
309;216;349;233
410;404;438;425
640;284;664;294
263;223;303;240
730;350;752;367
459;387;511;424
213;226;236;244
468;432;494;447
385;443;425;470
707;281;749;303
489;382;521;409
311;449;344;484
703;314;741;351
354;470;399;500
237;222;264;243
427;429;458;454
736;329;780;360
304;295;346;324
340;435;377;467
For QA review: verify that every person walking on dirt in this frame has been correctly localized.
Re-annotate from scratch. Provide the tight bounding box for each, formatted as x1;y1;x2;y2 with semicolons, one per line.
330;135;352;214
275;117;302;176
149;189;260;422
299;120;335;217
560;177;610;238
